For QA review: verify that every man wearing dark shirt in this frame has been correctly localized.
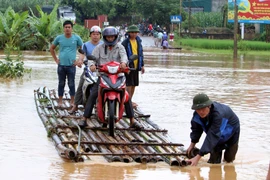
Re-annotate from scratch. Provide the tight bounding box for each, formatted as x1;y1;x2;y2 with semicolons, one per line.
186;93;240;166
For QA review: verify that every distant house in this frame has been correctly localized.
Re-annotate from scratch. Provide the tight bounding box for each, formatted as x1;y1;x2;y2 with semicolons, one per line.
84;15;108;29
182;0;226;13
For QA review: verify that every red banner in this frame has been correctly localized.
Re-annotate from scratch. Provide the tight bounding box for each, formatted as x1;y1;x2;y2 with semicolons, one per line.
228;0;270;23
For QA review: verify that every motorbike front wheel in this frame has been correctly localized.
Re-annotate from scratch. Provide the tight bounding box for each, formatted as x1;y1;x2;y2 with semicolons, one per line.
108;100;116;137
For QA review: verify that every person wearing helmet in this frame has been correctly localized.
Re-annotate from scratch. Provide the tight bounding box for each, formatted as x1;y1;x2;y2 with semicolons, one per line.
68;25;103;114
79;26;142;130
186;93;240;166
121;25;145;107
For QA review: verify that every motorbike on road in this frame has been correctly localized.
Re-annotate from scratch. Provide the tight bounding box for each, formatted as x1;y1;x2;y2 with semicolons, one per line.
86;53;137;137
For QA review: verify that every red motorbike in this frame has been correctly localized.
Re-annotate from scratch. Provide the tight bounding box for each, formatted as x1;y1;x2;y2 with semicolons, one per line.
88;54;137;137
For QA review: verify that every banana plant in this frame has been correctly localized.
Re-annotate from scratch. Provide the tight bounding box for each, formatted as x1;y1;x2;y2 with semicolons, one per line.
0;7;29;49
24;4;62;51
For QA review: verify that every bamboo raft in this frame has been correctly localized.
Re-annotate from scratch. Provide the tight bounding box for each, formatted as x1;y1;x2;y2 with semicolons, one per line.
34;86;189;166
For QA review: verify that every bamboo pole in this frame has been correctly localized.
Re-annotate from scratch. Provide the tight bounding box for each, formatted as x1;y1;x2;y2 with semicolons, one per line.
51;133;77;160
134;107;188;166
64;128;89;162
78;152;186;156
152;131;188;166
81;120;100;152
146;131;184;166
59;133;77;152
61;141;185;146
54;124;167;132
81;131;99;152
39;113;54;136
114;134;148;163
97;131;133;163
86;129;121;162
120;119;163;162
138;130;179;166
116;123;149;163
95;130;125;162
35;88;190;165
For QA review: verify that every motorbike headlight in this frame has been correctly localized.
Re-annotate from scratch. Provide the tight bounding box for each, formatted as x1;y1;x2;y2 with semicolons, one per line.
107;66;118;74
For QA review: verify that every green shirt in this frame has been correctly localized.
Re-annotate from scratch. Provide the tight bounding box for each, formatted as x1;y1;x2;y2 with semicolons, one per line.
53;34;83;66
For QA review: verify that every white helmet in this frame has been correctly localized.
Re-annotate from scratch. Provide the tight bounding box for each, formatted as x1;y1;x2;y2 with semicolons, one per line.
90;25;101;35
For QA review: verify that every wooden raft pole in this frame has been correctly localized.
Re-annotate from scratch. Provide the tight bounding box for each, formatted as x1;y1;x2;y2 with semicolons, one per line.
34;87;190;165
79;152;187;156
61;141;184;146
55;125;168;133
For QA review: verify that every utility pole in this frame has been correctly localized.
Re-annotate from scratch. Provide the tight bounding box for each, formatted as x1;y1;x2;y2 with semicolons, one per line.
189;0;191;34
233;0;238;59
179;0;182;36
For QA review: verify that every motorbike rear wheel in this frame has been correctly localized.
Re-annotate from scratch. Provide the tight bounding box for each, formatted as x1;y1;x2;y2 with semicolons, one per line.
108;100;115;137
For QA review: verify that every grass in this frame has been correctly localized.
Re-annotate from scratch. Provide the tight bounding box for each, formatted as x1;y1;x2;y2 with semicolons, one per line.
173;38;270;56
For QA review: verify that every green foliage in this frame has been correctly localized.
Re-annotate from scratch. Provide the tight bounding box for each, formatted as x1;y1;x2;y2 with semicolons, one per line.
0;5;63;51
0;5;95;50
73;24;89;42
193;12;224;28
0;7;29;48
24;5;62;50
253;31;266;41
0;47;32;78
0;0;231;38
38;98;50;103
61;0;116;24
0;0;61;14
178;38;270;51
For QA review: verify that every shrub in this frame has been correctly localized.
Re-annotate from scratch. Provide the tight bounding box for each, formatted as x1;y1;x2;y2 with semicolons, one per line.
0;47;32;78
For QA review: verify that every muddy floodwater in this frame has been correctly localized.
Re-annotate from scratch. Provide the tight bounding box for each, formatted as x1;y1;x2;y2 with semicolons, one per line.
0;38;270;180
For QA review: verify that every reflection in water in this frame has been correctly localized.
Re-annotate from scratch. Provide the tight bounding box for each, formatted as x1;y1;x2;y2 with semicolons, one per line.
224;165;237;180
181;167;204;180
179;165;237;180
60;163;137;180
0;48;270;179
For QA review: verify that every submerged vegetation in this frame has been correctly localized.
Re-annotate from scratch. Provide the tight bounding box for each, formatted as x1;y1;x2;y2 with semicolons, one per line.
0;47;32;78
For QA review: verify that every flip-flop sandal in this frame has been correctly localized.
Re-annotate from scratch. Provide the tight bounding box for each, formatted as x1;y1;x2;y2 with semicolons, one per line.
130;121;143;130
68;110;77;114
68;108;78;114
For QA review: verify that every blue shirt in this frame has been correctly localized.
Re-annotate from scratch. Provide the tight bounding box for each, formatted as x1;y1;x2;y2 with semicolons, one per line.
162;34;168;40
82;41;103;56
53;34;83;66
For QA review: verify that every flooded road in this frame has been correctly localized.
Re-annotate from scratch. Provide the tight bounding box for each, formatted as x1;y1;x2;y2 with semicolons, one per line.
0;38;270;180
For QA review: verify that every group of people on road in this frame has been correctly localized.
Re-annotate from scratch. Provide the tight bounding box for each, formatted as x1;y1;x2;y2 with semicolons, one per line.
50;20;241;167
50;20;145;129
153;29;169;49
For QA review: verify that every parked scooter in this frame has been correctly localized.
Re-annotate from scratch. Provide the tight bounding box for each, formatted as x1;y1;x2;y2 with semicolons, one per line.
78;49;98;105
87;54;138;137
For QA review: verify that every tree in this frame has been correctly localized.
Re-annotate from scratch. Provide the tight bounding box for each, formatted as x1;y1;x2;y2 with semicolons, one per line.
24;5;62;50
0;7;29;48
